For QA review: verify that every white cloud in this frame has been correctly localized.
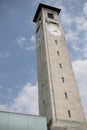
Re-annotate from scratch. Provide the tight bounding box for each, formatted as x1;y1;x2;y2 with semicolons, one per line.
65;29;79;41
45;0;62;6
75;16;87;31
60;8;73;27
83;43;87;58
25;46;35;51
17;37;26;48
30;35;36;43
75;1;87;31
1;2;14;16
83;2;87;15
17;36;35;52
84;32;87;41
32;0;63;8
72;60;87;120
0;63;87;120
71;44;83;52
0;104;8;111
0;82;38;115
0;52;10;59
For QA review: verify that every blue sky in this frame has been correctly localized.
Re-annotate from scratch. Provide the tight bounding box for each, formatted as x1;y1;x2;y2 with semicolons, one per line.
0;0;87;119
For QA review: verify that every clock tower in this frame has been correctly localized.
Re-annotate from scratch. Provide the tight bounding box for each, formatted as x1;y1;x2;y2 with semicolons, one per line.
33;3;87;130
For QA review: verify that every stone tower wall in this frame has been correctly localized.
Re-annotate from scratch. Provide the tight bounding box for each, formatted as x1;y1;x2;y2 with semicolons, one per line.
34;4;87;130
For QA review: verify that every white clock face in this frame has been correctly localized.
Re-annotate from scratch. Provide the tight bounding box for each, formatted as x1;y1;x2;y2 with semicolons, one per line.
47;23;61;36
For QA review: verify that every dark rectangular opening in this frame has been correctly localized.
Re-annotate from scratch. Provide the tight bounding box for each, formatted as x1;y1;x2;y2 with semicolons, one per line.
48;13;54;19
59;63;62;68
57;51;59;56
65;92;68;99
68;110;71;117
38;16;41;21
42;84;43;88
55;40;57;44
43;100;44;104
62;77;64;83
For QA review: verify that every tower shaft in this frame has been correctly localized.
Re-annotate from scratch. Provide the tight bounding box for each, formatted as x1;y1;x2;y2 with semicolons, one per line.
33;3;87;130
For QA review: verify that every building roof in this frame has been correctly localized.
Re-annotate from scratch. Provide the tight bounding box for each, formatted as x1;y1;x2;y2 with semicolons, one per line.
33;3;61;22
0;111;47;130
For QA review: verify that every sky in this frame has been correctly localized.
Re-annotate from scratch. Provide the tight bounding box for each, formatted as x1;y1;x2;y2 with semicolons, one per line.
0;0;87;120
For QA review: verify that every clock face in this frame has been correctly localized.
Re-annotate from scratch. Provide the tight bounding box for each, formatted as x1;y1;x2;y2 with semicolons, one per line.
47;23;61;36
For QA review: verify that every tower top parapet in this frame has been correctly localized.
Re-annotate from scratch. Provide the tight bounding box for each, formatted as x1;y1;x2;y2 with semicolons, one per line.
33;3;61;22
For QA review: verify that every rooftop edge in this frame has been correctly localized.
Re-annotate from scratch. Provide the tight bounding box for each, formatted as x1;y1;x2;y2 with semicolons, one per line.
33;3;61;22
